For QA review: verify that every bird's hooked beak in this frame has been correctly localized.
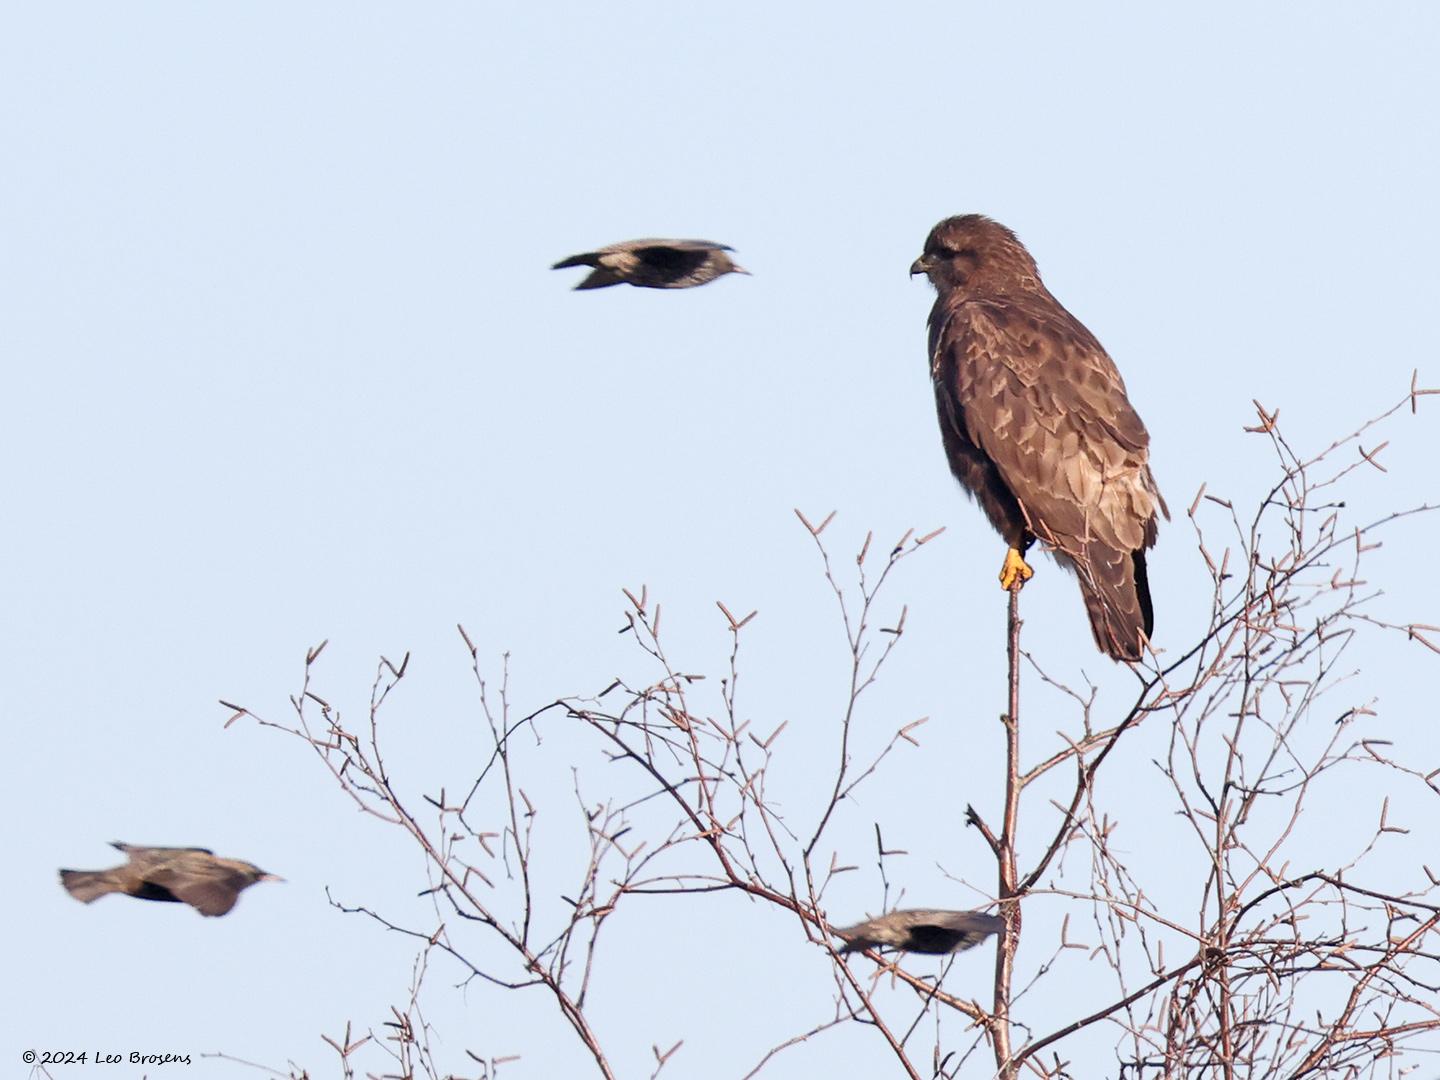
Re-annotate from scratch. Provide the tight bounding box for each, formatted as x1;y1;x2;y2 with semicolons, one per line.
909;254;934;277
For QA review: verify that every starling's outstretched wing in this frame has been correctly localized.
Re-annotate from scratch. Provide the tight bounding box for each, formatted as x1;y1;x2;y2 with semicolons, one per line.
144;857;260;917
628;244;717;281
113;841;214;861
585;238;733;256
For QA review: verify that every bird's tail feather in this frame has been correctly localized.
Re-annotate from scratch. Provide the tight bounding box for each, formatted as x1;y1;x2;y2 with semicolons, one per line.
1075;544;1152;662
1133;549;1155;642
551;253;599;270
60;869;120;903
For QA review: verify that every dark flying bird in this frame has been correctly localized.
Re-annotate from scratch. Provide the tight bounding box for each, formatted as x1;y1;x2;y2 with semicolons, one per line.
834;908;1005;955
911;215;1167;661
60;842;282;917
552;239;748;290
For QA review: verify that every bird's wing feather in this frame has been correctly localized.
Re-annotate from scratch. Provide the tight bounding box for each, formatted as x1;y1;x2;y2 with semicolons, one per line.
936;297;1158;556
145;861;246;917
660;239;733;252
632;246;711;278
933;295;1162;658
595;238;730;253
118;844;214;870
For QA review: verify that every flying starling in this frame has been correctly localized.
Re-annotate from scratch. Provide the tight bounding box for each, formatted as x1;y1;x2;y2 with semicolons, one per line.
834;908;1004;955
552;239;749;290
59;842;282;917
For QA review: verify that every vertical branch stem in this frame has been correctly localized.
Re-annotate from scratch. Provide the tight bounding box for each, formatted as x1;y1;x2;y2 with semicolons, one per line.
992;584;1023;1078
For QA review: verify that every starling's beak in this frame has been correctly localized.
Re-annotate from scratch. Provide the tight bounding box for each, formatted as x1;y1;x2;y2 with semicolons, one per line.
732;264;751;276
259;873;285;883
909;255;933;277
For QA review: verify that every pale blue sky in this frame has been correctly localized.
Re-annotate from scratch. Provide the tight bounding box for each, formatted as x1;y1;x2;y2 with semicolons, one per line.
4;4;1439;1077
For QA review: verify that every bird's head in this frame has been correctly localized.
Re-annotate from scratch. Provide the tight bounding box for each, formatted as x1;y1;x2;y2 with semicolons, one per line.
910;214;1041;293
717;253;751;277
232;860;285;885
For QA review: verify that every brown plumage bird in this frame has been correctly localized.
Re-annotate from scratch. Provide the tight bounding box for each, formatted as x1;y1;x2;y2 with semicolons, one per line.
60;842;282;917
552;239;748;290
834;908;1004;955
911;215;1167;661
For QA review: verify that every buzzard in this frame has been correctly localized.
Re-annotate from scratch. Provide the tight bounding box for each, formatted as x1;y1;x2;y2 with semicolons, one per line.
834;908;1004;955
552;238;748;290
911;215;1166;661
60;842;282;917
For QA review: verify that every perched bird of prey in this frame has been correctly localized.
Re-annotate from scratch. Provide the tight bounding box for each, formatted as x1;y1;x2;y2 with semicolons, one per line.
911;215;1167;661
834;908;1005;955
552;239;748;290
59;842;282;917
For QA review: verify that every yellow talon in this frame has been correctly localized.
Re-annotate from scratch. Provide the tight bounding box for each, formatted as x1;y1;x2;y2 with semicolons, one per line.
998;547;1034;591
